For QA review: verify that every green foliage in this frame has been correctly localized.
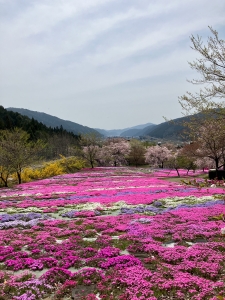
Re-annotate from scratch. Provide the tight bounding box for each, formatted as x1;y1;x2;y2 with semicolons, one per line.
59;155;85;173
142;141;156;147
165;155;196;177
0;165;10;187
128;140;146;167
217;296;225;300
176;155;196;171
210;214;225;221
112;238;133;250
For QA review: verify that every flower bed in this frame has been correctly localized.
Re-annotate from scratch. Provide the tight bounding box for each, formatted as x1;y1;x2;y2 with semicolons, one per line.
0;167;224;299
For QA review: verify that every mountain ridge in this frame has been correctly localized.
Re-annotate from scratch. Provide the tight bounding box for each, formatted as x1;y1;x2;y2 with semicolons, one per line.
6;108;100;136
95;122;155;137
6;107;192;141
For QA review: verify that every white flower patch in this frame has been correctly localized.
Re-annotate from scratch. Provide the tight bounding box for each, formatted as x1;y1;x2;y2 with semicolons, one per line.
73;202;102;210
56;239;68;244
109;201;130;209
0;193;33;198
4;207;43;214
61;203;103;215
83;237;97;241
210;184;216;188
161;195;216;208
162;242;176;248
60;201;143;215
87;185;170;191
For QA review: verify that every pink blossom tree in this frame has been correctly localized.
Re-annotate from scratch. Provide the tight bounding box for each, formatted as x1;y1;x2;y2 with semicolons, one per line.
97;140;131;167
195;157;215;172
145;145;172;168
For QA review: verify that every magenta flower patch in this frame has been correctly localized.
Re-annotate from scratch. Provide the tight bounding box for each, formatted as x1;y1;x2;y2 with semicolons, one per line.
0;167;224;299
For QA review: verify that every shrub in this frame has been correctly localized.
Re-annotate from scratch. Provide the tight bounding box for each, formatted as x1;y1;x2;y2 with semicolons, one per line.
17;156;85;182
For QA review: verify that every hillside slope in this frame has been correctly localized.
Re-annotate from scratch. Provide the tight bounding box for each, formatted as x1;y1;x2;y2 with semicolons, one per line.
7;108;100;136
140;116;193;140
0;105;78;140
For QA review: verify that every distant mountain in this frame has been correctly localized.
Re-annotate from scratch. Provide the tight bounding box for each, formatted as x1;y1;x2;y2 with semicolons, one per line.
95;122;155;137
139;124;157;136
120;124;156;137
94;128;110;136
139;115;194;140
128;123;155;130
120;128;142;137
7;108;100;136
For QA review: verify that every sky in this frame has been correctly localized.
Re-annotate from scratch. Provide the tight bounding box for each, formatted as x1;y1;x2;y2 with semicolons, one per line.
0;0;225;130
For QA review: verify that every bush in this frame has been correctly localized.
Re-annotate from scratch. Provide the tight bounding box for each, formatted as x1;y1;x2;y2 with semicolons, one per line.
15;156;85;182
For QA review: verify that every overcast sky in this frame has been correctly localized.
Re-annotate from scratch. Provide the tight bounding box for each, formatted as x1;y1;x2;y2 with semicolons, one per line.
0;0;225;129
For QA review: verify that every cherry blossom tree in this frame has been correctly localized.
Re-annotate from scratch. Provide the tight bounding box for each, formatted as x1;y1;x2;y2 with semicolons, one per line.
97;140;131;167
145;145;172;168
195;157;215;172
179;27;225;116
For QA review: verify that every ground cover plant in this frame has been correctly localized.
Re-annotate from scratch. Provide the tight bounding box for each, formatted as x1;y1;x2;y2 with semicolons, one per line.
0;167;224;299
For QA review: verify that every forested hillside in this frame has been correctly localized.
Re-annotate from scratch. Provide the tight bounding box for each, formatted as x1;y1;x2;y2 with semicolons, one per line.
7;107;100;136
0;105;80;159
1;106;79;140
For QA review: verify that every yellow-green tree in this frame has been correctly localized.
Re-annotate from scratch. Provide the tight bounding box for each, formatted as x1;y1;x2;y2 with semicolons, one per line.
0;128;44;185
128;140;146;167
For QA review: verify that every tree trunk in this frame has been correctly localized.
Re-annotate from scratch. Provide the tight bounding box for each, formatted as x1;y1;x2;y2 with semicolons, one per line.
0;175;8;187
17;171;22;184
175;168;180;177
215;158;219;178
215;158;219;169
